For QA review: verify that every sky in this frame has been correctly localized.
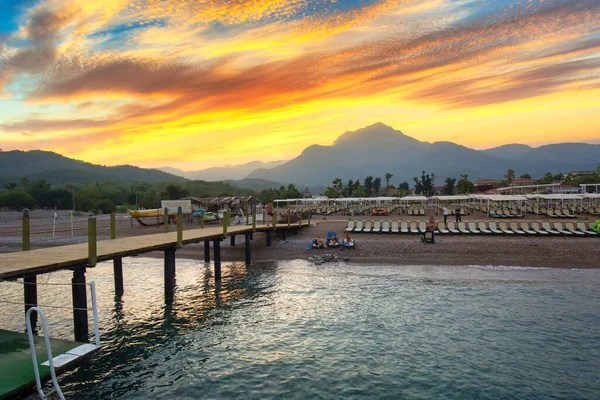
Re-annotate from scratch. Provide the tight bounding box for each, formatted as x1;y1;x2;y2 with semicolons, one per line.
0;0;599;171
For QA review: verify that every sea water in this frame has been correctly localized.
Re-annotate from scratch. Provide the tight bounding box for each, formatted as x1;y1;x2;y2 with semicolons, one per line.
0;259;598;399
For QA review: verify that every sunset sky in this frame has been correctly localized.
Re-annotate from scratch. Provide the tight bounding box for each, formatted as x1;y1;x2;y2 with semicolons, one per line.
1;0;599;171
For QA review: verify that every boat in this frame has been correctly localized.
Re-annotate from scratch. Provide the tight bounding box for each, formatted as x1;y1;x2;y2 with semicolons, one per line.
192;209;218;221
127;209;163;218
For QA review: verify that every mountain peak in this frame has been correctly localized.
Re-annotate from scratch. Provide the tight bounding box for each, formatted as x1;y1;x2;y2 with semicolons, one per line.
333;122;422;147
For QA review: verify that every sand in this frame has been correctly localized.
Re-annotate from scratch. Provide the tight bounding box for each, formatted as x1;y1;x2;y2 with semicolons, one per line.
1;209;598;269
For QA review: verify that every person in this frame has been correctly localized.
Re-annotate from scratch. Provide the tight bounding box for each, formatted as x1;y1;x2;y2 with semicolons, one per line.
455;207;462;222
313;238;325;249
265;202;273;224
427;215;437;232
343;233;354;247
443;206;448;224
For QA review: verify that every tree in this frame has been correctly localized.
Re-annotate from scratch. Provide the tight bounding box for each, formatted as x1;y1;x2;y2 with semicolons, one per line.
397;181;410;197
442;177;456;195
0;190;36;210
373;177;382;195
456;174;475;194
344;179;354;197
332;178;344;197
385;172;393;188
520;173;531;179
364;176;374;197
504;169;515;186
162;184;189;200
413;170;435;197
283;184;302;199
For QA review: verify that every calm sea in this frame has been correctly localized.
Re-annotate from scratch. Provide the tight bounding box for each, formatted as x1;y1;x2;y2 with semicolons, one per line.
1;258;599;399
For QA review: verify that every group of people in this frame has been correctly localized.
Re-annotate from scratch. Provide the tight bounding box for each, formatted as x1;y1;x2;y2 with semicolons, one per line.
442;206;462;223
313;233;353;248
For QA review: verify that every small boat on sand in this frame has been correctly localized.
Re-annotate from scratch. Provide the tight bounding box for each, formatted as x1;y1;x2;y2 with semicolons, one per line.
127;209;162;218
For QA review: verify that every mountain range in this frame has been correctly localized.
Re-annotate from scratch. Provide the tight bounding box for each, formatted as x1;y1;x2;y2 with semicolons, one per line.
159;160;285;181
245;123;600;186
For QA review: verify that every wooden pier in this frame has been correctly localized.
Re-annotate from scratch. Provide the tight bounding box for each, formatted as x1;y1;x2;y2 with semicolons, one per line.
0;212;310;342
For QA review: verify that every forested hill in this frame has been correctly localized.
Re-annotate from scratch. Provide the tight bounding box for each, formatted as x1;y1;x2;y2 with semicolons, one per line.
0;150;186;185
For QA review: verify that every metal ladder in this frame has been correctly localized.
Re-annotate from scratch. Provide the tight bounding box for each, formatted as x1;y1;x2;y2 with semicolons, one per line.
26;280;101;400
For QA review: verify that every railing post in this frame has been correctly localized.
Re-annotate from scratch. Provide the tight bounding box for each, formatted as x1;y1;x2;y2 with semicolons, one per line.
164;207;169;232
308;211;311;225
88;217;97;267
177;206;183;248
200;212;205;228
223;211;229;238
204;241;210;262
22;208;30;251
273;211;277;229
110;212;116;239
287;213;291;228
298;212;301;227
252;208;256;232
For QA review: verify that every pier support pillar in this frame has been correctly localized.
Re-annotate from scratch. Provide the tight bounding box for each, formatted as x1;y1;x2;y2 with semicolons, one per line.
72;267;89;343
281;230;286;240
266;231;272;247
204;241;211;262
230;235;235;247
113;258;124;296
164;248;176;300
213;239;222;281
24;275;37;329
245;233;251;265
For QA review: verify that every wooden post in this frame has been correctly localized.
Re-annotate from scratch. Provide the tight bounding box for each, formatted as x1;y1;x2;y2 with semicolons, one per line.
164;247;176;300
22;208;30;251
177;206;183;248
287;213;291;228
113;258;124;296
204;241;210;262
246;206;249;225
72;267;89;342
252;209;257;232
24;275;37;329
273;211;277;229
266;231;272;247
230;235;236;246
223;211;229;238
298;212;301;227
88;217;97;267
245;233;251;265
200;212;205;228
110;212;116;239
308;211;311;225
164;208;169;232
213;239;221;281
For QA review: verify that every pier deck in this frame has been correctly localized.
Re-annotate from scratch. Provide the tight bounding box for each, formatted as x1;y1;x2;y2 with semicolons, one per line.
0;222;309;279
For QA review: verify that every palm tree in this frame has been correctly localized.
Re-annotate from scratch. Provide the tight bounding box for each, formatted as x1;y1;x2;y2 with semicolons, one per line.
505;169;515;186
385;172;393;188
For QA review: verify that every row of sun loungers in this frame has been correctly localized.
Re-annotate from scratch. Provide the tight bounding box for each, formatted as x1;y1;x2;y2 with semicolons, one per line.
345;220;598;236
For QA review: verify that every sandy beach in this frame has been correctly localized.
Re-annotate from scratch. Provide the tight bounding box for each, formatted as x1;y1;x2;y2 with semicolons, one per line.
0;209;598;269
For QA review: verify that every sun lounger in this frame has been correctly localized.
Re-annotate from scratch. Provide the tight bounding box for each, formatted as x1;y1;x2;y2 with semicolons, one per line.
363;220;373;233
418;221;427;233
553;209;564;218
498;221;514;234
372;220;382;233
446;221;460;234
576;222;597;235
437;221;450;234
381;220;390;233
391;221;399;233
509;222;526;234
400;221;410;233
409;221;419;234
562;209;576;218
354;220;364;232
553;222;572;235
467;221;481;234
419;209;425;216
546;209;558;218
564;222;584;235
529;222;548;235
477;221;492;234
541;221;560;235
520;222;537;235
345;220;355;232
487;221;503;234
457;222;470;234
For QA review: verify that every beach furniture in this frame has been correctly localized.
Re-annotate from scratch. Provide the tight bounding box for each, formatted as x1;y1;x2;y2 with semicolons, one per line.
418;221;427;233
477;221;492;234
354;220;364;232
530;222;548;235
553;222;572;235
498;221;514;234
564;222;584;235
467;222;481;234
372;220;382;233
457;222;470;234
363;220;373;233
576;222;597;235
541;221;560;235
326;231;340;247
487;222;503;234
419;208;425;216
391;221;399;233
520;222;537;235
553;209;565;218
422;230;434;244
509;222;526;234
408;221;419;234
562;209;576;218
400;221;410;233
381;220;390;233
546;209;558;218
345;220;355;232
446;221;460;234
437;221;449;234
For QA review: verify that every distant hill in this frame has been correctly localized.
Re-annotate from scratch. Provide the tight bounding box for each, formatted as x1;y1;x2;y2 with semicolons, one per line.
246;123;600;186
0;150;186;185
222;178;289;191
158;160;286;181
